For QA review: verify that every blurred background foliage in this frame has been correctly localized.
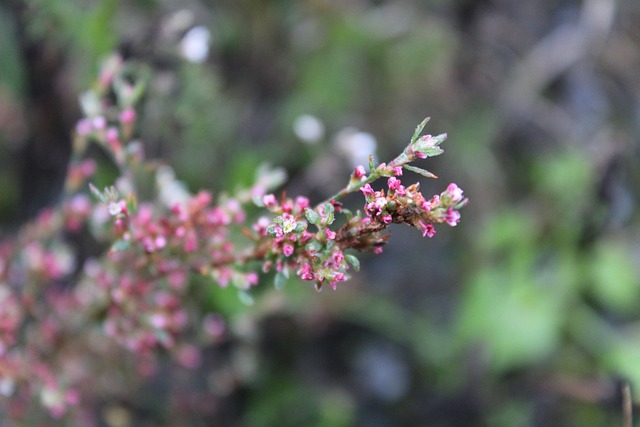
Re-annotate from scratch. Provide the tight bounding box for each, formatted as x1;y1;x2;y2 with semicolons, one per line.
1;0;640;425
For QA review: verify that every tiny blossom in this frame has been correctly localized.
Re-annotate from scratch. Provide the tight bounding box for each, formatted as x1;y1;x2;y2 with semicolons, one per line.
446;183;464;203
360;183;374;197
419;222;436;238
108;200;126;216
106;127;119;142
280;213;297;234
262;194;277;208
298;264;315;281
119;107;136;124
325;229;336;240
295;196;310;211
91;115;107;130
75;118;92;136
282;243;295;257
445;208;461;226
354;165;367;179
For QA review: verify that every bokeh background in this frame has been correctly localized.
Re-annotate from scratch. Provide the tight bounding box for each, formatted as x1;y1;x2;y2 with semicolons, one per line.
2;0;640;425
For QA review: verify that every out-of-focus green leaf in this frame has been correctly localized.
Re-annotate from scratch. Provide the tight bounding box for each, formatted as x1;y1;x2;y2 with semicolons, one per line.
458;268;563;371
588;241;639;314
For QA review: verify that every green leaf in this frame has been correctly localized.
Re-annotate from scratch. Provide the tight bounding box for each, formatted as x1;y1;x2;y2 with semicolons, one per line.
305;208;321;225
293;221;308;233
368;155;377;171
345;254;361;272
88;182;107;203
111;239;131;252
411;117;430;144
403;165;437;178
238;290;255;306
306;240;322;253
274;271;288;290
323;203;335;225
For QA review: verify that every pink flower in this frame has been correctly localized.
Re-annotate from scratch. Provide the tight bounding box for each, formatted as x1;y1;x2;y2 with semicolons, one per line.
387;177;405;196
177;345;201;369
246;272;259;286
381;214;392;224
282;243;295;257
298;263;315;281
92;116;107;130
325;229;336;240
295;196;310;211
75;118;92;136
262;194;277;208
108;200;126;216
106;127;119;143
392;166;403;176
360;184;374;197
119;107;136;124
332;251;344;265
445;208;461;226
446;183;464;203
419;222;436;238
353;166;367;179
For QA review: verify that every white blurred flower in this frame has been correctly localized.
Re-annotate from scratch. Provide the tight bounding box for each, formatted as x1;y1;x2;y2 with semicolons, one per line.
334;127;378;168
293;114;325;144
156;165;191;207
179;26;211;63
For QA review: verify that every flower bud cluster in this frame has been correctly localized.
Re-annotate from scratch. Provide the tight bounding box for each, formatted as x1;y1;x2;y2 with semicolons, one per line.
359;176;467;239
253;195;352;290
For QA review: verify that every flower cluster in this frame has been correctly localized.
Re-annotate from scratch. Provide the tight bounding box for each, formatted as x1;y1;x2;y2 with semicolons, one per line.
0;55;467;423
251;194;355;290
360;179;466;238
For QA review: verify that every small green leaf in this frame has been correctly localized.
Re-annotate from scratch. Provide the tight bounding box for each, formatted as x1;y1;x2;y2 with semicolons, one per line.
306;240;322;254
368;155;377;171
88;182;107;203
411;117;430;144
403;165;437;178
323;203;335;225
305;208;321;225
238;290;254;306
111;239;131;252
345;254;361;272
293;221;308;233
274;271;288;290
266;224;279;236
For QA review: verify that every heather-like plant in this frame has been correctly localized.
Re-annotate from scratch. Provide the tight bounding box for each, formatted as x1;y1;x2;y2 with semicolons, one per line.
0;55;466;424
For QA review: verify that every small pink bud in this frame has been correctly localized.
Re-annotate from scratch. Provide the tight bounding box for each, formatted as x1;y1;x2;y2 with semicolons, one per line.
295;196;310;210
419;222;436;238
262;194;277;208
298;263;315;281
353;166;367;179
75;119;92;136
360;184;374;197
108;200;126;216
92;116;107;130
325;229;336;240
445;208;461;226
119;107;136;124
446;183;464;203
282;243;295;257
106;127;119;142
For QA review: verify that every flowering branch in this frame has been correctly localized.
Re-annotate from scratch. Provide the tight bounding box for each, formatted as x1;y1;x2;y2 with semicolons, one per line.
0;54;467;422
